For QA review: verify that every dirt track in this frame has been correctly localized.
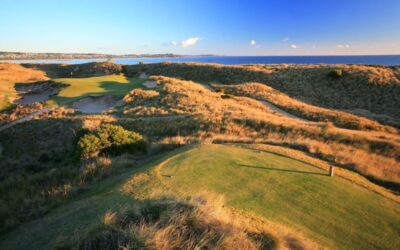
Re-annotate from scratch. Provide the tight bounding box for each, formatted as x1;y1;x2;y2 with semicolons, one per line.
0;107;52;132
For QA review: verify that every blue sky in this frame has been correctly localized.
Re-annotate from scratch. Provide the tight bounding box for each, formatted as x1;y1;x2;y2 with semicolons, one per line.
0;0;399;55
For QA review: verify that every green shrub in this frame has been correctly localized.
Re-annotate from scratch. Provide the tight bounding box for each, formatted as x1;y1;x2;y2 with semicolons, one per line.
328;69;343;79
77;124;146;158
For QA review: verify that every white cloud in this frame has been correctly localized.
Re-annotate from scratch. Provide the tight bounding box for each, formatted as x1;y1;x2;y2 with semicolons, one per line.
291;44;297;49
337;44;351;49
250;40;256;46
282;37;289;42
171;41;178;46
180;37;200;48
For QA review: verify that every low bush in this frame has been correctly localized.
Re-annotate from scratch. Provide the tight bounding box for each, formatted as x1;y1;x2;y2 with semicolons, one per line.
77;124;146;158
328;69;343;79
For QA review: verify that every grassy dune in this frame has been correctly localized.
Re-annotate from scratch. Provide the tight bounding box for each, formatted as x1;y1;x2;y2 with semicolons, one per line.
124;62;400;123
51;74;144;105
120;76;400;186
213;82;395;132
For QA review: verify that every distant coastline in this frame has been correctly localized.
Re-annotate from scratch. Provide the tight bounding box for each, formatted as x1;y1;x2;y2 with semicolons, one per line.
0;52;215;60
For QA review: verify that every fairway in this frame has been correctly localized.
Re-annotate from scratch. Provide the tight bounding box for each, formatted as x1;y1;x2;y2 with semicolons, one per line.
137;144;400;249
51;74;144;105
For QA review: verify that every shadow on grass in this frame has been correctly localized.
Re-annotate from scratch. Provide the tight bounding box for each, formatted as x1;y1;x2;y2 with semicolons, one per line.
243;146;327;171
238;164;328;176
239;144;400;193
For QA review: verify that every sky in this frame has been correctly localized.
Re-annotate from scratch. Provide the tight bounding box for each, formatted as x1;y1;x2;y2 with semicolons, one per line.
0;0;399;56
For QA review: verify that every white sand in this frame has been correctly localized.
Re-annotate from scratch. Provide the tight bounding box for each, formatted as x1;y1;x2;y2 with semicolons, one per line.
72;95;123;114
14;89;59;105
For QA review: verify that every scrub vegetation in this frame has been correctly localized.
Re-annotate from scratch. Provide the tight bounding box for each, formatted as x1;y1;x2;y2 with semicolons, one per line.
77;124;146;158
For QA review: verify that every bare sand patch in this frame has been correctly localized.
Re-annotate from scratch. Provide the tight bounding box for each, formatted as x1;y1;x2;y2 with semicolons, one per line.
258;100;309;122
72;95;123;114
143;81;158;88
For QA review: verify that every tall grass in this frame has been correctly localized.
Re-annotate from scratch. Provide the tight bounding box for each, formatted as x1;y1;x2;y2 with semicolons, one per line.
57;194;318;250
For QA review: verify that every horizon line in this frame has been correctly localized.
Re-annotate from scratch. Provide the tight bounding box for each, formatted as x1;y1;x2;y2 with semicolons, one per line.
1;51;400;58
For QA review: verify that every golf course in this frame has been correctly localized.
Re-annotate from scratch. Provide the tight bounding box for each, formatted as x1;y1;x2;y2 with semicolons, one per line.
2;1;400;249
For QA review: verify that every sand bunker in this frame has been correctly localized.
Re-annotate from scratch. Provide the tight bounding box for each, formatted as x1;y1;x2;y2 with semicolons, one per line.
72;95;123;114
14;80;67;105
139;72;148;79
143;81;158;88
14;89;59;105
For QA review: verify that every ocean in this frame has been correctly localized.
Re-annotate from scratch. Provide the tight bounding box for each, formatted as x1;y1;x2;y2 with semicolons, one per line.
3;55;400;66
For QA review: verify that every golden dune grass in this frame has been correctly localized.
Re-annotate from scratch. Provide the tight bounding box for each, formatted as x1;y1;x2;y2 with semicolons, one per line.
124;62;400;122
214;82;396;132
119;76;400;186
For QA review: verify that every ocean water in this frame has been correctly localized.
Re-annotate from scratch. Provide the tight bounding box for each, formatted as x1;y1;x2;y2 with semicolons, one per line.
3;55;400;66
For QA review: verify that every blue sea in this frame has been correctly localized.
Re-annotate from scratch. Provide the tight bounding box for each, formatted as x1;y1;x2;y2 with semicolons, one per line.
3;55;400;66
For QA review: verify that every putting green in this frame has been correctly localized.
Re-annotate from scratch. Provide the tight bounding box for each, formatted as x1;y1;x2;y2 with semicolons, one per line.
51;74;144;105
